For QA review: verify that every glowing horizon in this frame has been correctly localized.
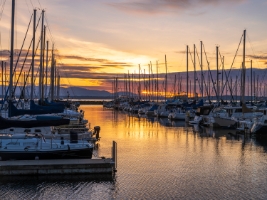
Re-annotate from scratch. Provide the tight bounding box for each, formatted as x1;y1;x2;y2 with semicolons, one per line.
0;0;266;93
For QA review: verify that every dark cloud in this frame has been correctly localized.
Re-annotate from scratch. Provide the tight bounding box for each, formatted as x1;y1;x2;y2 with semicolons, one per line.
108;0;245;14
59;55;109;63
248;55;267;60
59;65;100;71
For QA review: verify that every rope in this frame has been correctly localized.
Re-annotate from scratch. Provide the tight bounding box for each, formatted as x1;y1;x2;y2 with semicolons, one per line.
202;43;219;100
220;33;243;99
12;13;42;96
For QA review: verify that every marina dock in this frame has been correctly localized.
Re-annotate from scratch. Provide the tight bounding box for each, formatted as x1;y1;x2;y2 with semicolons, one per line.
0;158;116;176
0;141;117;176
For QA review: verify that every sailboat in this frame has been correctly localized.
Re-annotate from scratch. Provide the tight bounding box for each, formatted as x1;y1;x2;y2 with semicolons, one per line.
0;0;96;161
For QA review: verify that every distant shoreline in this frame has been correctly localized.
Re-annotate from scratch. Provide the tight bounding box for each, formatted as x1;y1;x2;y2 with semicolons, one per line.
79;101;104;105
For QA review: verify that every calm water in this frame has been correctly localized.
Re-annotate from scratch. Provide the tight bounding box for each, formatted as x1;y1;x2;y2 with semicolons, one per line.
1;105;267;199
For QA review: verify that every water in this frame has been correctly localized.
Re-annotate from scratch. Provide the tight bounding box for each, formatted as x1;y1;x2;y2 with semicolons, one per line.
1;105;267;199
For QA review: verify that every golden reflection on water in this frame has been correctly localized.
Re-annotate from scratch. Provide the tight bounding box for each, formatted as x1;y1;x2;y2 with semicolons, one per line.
1;105;267;199
81;105;267;199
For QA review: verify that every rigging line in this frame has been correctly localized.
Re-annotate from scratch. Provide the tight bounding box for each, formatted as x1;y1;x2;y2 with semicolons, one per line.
247;34;267;85
195;47;205;93
44;16;55;44
247;33;261;69
202;44;219;100
37;0;42;9
29;0;34;9
24;0;31;14
14;35;41;99
13;13;33;76
220;33;243;98
195;47;210;99
54;56;76;96
13;11;41;76
0;0;6;21
218;51;234;100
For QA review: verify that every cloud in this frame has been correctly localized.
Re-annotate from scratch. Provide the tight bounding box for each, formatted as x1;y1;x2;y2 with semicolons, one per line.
248;55;267;60
58;54;133;66
108;0;245;15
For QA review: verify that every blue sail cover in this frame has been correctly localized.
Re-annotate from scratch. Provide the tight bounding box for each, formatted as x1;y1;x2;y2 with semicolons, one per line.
30;100;64;112
8;101;65;117
192;99;204;109
43;98;65;108
0;115;70;130
148;104;159;111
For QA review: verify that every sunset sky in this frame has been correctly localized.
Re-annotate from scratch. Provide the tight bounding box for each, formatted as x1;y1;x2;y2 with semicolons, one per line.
0;0;266;93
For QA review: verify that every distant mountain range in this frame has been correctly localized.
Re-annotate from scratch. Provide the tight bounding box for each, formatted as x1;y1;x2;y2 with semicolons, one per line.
60;87;111;97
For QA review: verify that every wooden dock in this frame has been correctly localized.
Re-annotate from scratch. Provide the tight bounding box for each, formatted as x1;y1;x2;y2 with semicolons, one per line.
0;158;115;175
0;141;117;176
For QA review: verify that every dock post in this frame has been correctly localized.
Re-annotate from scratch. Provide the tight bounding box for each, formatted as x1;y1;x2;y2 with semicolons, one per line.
112;141;117;171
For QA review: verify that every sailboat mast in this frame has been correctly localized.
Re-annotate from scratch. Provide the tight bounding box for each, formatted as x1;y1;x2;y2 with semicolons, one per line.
9;0;15;100
1;61;3;100
41;25;46;100
216;46;219;101
242;30;246;103
45;41;49;98
165;55;167;101
39;10;45;101
193;44;196;99
186;45;189;99
156;61;159;102
222;56;224;100
139;64;141;100
31;9;36;100
200;41;203;98
251;60;252;103
50;44;55;100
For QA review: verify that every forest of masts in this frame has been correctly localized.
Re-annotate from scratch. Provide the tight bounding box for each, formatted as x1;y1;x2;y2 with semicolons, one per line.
112;30;267;103
1;2;61;102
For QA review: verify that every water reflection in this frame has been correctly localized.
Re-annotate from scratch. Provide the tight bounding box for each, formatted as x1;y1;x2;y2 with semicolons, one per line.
1;106;267;199
0;174;116;200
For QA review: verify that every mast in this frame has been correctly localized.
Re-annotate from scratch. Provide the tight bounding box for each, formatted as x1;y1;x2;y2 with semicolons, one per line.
156;61;159;102
45;40;49;98
148;64;150;101
242;30;246;103
57;74;60;99
216;46;219;101
222;56;224;100
31;9;36;100
1;61;3;100
138;64;141;101
42;25;46;100
9;0;15;100
165;55;167;101
39;10;45;101
132;73;134;99
200;41;203;98
186;45;189;99
54;64;58;99
50;44;55;100
250;60;252;103
253;71;255;101
4;62;6;95
193;44;196;99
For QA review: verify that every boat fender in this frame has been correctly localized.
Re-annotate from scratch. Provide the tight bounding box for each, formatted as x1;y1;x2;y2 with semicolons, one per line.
24;146;30;151
67;145;70;151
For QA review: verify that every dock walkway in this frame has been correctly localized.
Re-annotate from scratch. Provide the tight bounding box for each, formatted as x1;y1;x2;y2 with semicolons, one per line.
0;158;115;175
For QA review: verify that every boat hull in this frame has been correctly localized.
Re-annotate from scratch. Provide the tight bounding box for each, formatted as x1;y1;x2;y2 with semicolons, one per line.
0;148;93;161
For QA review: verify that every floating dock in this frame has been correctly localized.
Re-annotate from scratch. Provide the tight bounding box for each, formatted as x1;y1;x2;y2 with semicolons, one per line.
0;141;117;176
